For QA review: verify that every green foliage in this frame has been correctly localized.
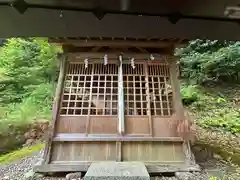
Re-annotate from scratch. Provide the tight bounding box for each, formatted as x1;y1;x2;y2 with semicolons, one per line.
201;109;240;134
0;83;55;134
209;176;217;180
180;84;202;105
0;38;61;104
177;40;240;85
177;39;240;134
181;83;240;134
0;38;60;139
176;39;234;55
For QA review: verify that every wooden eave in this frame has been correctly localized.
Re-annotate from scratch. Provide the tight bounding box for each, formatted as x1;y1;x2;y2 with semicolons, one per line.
0;0;239;39
48;37;189;49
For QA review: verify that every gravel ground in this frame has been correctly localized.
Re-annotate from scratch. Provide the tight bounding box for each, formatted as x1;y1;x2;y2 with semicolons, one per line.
0;151;43;180
0;150;236;180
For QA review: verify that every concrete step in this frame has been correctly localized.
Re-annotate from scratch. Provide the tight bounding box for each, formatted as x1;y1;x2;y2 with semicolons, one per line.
84;162;150;180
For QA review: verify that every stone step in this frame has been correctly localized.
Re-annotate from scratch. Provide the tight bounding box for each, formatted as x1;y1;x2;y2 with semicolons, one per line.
84;162;150;180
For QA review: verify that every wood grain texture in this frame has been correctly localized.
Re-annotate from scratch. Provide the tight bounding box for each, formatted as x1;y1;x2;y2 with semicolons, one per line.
122;142;185;163
89;116;118;134
125;117;150;135
51;142;116;162
56;116;87;133
50;141;185;164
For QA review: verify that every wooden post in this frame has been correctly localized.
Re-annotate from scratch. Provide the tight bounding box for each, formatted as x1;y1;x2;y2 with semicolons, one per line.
169;57;184;130
116;55;125;162
85;64;95;135
118;55;125;135
169;56;196;167
43;53;67;164
145;61;153;136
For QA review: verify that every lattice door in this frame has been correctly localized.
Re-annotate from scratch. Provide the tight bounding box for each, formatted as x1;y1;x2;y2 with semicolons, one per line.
123;63;147;116
122;62;174;136
59;60;174;136
148;63;173;116
59;63;119;135
60;62;173;115
123;63;173;117
60;63;119;116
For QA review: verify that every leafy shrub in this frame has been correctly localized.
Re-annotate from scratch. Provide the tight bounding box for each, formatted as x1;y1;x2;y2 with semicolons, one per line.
177;40;240;85
180;84;202;105
201;109;240;134
0;83;55;133
176;39;234;55
0;38;61;104
0;38;59;136
180;83;240;134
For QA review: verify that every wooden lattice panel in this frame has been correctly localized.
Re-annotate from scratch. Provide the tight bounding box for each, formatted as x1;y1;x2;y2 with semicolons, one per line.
123;63;173;117
60;61;173;117
123;63;147;116
148;64;173;116
60;63;118;116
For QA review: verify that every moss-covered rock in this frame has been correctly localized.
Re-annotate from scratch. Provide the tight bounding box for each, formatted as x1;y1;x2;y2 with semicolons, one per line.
0;125;28;154
194;126;240;164
0;120;49;154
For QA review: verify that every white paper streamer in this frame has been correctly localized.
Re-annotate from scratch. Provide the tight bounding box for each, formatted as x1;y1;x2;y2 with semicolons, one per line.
104;54;108;65
84;58;88;68
131;57;135;69
150;54;155;60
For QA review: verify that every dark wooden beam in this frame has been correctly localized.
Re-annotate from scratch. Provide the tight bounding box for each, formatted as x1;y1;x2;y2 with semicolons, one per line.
2;0;238;20
0;7;239;40
48;39;185;48
66;52;173;62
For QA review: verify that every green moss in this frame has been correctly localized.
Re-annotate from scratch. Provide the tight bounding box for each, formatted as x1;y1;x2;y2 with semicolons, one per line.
195;127;240;165
0;143;44;165
196;142;240;165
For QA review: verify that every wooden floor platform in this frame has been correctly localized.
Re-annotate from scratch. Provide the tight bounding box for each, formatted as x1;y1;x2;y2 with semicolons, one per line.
34;161;200;174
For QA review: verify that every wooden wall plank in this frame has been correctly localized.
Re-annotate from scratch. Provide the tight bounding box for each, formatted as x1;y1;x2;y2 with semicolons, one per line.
152;117;179;137
122;142;185;162
89;116;118;134
56;116;87;133
51;142;116;162
125;117;150;135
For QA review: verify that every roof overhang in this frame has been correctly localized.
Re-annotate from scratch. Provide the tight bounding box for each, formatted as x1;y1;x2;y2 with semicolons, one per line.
0;0;239;40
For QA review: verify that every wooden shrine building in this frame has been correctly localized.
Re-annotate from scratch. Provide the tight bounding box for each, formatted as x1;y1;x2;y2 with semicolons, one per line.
33;37;200;173
0;0;239;175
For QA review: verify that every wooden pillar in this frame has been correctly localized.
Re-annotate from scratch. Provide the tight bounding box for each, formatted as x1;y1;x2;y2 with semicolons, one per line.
145;61;153;136
116;55;125;162
118;55;125;135
85;64;95;135
169;57;184;120
43;53;68;164
169;56;196;167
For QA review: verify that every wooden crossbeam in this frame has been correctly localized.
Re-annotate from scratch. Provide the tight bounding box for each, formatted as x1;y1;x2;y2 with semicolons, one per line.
53;134;184;142
66;52;174;62
49;39;187;48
